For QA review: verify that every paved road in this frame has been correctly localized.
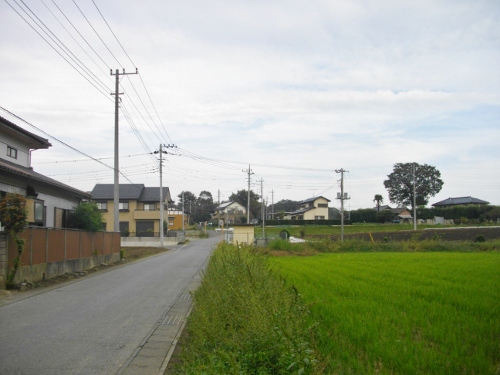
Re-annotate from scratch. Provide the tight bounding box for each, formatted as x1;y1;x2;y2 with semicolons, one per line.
0;236;219;375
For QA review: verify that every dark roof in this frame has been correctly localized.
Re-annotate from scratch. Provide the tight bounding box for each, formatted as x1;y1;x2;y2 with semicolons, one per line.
432;196;489;207
0;116;51;150
289;207;314;216
0;157;90;199
299;196;331;204
91;184;145;200
391;207;409;214
91;184;171;202
139;187;171;202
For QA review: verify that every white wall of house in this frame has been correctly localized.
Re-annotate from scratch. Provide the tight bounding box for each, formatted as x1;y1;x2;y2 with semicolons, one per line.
37;193;80;227
0;133;31;167
0;182;25;195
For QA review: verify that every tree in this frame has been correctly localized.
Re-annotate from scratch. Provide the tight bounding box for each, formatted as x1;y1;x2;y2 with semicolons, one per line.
383;163;443;209
0;193;28;287
177;191;197;210
68;202;104;232
196;190;216;223
373;194;384;211
229;189;260;219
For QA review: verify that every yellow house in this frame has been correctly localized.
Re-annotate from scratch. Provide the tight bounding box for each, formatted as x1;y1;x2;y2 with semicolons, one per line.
91;184;180;236
288;196;330;220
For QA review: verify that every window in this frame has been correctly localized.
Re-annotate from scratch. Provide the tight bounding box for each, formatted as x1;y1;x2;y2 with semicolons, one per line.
7;146;17;159
314;215;325;220
144;203;155;211
95;202;107;210
34;201;44;223
318;203;328;208
168;217;175;226
119;202;129;211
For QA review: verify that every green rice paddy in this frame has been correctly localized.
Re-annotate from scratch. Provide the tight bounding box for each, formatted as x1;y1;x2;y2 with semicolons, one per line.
272;252;500;374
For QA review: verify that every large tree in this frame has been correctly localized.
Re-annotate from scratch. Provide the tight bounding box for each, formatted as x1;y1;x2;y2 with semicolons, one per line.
229;189;261;219
196;190;216;223
383;163;443;209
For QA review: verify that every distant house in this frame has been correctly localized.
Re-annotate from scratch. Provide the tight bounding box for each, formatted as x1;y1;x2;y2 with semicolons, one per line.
287;196;330;220
431;196;490;207
212;201;246;224
373;205;413;223
0;116;90;228
91;183;187;235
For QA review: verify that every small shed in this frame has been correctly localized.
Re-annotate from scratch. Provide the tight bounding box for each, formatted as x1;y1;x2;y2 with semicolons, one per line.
231;224;255;245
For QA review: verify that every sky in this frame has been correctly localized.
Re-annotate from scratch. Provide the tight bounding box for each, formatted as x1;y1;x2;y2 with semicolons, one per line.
1;0;499;210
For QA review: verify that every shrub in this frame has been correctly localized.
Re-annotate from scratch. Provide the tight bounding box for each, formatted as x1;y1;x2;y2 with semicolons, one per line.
179;243;320;374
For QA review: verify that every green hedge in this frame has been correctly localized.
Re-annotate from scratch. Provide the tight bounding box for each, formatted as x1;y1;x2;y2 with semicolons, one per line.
264;219;352;226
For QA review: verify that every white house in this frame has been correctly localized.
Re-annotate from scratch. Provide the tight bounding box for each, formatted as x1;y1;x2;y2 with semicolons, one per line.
0;116;90;228
212;201;247;224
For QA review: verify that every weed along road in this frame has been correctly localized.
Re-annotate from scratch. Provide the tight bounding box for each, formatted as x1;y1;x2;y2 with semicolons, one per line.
0;236;219;375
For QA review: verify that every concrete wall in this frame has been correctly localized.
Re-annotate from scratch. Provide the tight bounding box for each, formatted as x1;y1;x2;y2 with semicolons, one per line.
0;232;6;288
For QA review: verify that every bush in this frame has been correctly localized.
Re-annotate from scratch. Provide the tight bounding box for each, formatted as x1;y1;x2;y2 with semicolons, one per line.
67;202;104;232
179;243;320;374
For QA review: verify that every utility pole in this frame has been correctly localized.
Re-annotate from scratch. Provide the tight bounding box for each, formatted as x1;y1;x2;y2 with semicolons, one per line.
270;189;274;220
110;68;137;233
182;191;185;235
335;168;350;242
153;144;176;247
259;179;265;239
413;163;417;231
242;165;254;224
217;189;221;228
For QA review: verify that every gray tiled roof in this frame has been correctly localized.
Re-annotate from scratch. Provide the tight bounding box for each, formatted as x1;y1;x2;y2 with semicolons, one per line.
432;196;489;206
289;207;314;216
139;187;171;202
0;116;51;149
91;184;171;202
299;196;331;204
0;157;90;199
91;184;145;200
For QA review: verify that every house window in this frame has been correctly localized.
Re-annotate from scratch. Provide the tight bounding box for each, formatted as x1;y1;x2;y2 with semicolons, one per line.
7;146;18;159
34;201;44;223
168;217;175;226
314;216;325;220
95;202;107;210
119;202;129;211
144;203;156;211
318;203;328;208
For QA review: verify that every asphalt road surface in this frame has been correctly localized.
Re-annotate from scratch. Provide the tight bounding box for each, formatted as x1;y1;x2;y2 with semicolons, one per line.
0;236;218;375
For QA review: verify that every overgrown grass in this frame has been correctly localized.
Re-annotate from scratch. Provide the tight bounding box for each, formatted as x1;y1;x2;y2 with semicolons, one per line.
272;251;500;375
177;243;321;374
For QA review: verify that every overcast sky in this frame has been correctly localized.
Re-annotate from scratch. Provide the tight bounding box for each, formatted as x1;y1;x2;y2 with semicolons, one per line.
1;0;499;209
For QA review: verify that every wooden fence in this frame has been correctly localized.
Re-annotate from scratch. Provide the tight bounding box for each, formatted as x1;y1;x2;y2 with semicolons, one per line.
1;227;120;285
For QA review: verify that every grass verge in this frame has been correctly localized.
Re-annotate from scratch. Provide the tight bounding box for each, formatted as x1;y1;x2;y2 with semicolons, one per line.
175;242;322;374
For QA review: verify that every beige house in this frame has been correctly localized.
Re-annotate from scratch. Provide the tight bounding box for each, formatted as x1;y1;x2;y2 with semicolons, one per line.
287;196;330;220
91;184;184;236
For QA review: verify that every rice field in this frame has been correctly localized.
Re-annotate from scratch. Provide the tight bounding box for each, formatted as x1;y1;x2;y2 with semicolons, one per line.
271;252;500;374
